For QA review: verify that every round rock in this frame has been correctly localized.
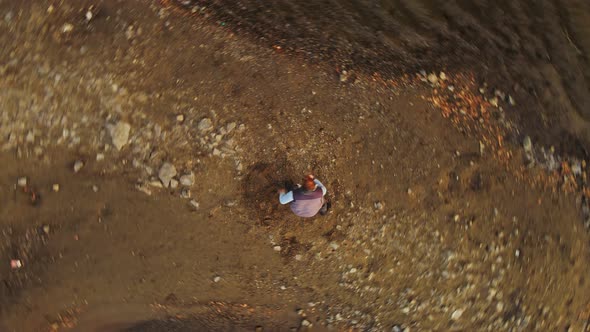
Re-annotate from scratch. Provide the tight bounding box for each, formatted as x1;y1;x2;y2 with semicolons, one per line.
158;162;177;188
108;121;131;151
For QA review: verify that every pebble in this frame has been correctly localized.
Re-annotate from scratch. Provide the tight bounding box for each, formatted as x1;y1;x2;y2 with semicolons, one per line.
451;308;464;320
427;73;438;84
489;97;499;107
189;200;199;210
392;325;403;332
374;201;384;210
42;225;50;234
176;114;184;122
340;70;349;82
52;184;60;192
213;276;221;283
180;173;194;186
301;320;312;327
226;122;237;133
180;188;191;198
273;245;282;252
170;179;179;189
212;148;221;156
523;136;532;153
96;153;105;161
508;95;516;106
10;259;23;269
26;131;35;143
61;23;74;33
198;118;213;132
439;72;447;80
92;185;99;192
108;121;131;151
158;162;177;187
295;254;303;261
73;160;84;173
17;177;27;187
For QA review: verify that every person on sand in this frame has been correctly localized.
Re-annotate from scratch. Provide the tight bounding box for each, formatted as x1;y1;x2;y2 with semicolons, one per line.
278;174;329;217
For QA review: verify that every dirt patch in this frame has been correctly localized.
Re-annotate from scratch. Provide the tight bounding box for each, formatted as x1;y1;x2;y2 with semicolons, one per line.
0;1;590;331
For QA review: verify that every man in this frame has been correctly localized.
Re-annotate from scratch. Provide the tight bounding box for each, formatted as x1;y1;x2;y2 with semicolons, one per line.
278;174;328;217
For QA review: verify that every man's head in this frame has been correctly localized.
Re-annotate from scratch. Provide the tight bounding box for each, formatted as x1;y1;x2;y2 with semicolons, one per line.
303;174;316;191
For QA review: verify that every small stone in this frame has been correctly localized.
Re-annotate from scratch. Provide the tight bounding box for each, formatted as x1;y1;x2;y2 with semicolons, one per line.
489;97;499;107
52;184;60;192
96;153;105;161
10;259;23;269
226;122;237;133
295;254;303;261
329;242;340;250
180;188;191;198
523;136;532;153
176;114;184;122
197;118;213;132
571;162;582;176
273;245;281;252
212;148;221;156
301;320;311;327
107;121;131;151
189;200;199;210
451;308;464;320
158;162;177;187
213;276;221;283
439;72;447;80
401;307;410;314
374;201;384;210
453;214;460;222
25;131;35;143
515;249;520;257
180;173;195;187
92;185;99;192
42;225;50;234
73;160;84;173
17;177;27;187
407;188;412;195
149;180;164;188
85;10;93;21
349;268;357;273
61;23;74;33
136;184;152;196
392;325;403;332
427;73;438;84
508;95;515;106
496;302;504;312
340;70;349;82
170;179;179;189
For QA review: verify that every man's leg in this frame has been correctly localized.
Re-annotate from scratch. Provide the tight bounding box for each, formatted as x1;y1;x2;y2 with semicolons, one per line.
319;200;330;215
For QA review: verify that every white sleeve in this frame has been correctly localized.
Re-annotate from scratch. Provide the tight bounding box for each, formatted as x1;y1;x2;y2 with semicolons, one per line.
314;179;327;196
279;191;294;204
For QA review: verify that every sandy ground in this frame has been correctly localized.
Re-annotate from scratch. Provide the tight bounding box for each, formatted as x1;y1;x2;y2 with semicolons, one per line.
1;1;590;331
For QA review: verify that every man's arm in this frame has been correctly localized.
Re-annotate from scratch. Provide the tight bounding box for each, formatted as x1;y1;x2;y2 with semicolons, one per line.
314;179;327;196
279;190;294;204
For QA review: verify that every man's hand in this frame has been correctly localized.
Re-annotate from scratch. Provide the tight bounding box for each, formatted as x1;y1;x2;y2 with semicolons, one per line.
278;188;286;194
